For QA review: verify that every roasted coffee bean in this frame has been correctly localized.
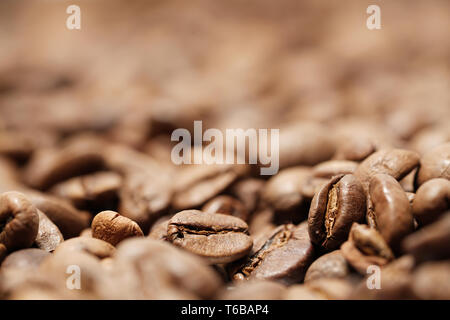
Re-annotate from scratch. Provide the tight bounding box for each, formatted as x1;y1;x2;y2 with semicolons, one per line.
1;248;50;271
202;195;249;222
39;249;109;299
229;178;265;213
411;261;450;300
51;171;122;210
350;255;416;300
355;149;420;192
34;209;64;252
232;223;314;284
91;210;143;246
54;236;115;259
308;174;366;250
111;238;222;299
217;280;286;300
368;174;414;250
412;178;450;225
341;223;394;274
27;191;90;239
304;250;349;282
312;160;358;179
415;142;450;187
172;164;247;210
276;122;336;168
0;191;39;251
79;228;92;238
333;135;377;162
402;213;450;262
23;135;106;190
147;217;170;241
284;278;353;300
167;210;252;264
262;167;311;212
118;171;172;232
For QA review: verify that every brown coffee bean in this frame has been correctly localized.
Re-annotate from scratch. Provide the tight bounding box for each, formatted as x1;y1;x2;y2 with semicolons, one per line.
23;135;106;190
229;178;265;213
277;122;336;168
217;280;286;300
232;223;314;284
341;223;394;274
148;217;170;241
27;191;90;238
415;142;450;187
402;212;450;262
1;248;50;271
79;228;92;238
409;124;450;155
112;238;222;299
369;174;414;250
118;171;172;232
91;210;143;246
261;167;311;212
308;174;366;250
167;210;252;264
34;209;64;252
0;191;39;251
54;236;115;259
350;255;416;300
312;160;358;179
202;195;249;222
51;171;122;210
285;278;353;300
172;164;247;210
355;148;420;192
333;135;377;162
39;249;109;299
412;178;450;225
411;261;450;300
304;250;349;282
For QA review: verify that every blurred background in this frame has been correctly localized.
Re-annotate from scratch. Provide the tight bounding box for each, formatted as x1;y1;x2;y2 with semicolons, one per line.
0;0;449;160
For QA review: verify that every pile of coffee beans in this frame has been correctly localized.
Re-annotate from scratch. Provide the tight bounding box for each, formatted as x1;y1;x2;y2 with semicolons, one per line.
0;0;449;299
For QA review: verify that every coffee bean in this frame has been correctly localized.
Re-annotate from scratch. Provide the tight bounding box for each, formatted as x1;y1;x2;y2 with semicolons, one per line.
368;174;414;250
232;223;314;284
355;149;420;192
229;178;265;214
312;160;358;179
91;210;143;246
284;278;353;300
350;255;416;299
147;217;170;241
412;178;450;225
112;238;222;299
308;174;366;250
217;280;286;300
51;171;122;210
402;212;450;262
411;261;450;300
172;164;247;210
23;135;106;190
1;248;50;271
304;250;349;282
415;142;450;187
341;223;394;274
167;210;252;264
27;191;90;238
262;167;311;212
202;195;249;222
54;236;115;259
35;209;64;252
0;191;39;251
